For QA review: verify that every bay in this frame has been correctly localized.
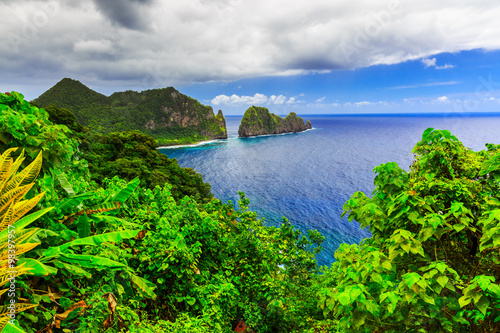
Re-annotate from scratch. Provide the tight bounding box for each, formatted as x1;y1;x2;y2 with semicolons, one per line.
160;114;500;266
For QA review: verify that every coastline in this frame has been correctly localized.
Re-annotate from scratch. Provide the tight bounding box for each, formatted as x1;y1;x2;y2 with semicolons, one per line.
157;139;226;149
238;127;316;139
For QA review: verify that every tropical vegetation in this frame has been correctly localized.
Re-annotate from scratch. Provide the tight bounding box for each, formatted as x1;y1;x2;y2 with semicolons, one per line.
1;90;500;333
32;78;227;146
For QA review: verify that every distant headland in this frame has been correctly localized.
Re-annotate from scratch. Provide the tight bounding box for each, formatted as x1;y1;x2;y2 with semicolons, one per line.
238;106;312;138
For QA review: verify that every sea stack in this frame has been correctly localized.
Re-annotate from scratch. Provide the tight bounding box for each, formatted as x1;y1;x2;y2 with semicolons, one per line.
238;106;312;138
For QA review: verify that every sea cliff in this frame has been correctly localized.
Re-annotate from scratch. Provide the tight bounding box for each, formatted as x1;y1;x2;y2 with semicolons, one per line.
33;78;228;146
238;106;312;138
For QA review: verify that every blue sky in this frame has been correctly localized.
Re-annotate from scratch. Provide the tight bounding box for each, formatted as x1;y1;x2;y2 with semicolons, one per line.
181;49;500;115
1;0;500;115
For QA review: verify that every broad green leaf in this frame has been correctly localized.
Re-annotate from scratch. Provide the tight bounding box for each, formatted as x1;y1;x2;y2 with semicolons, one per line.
16;258;57;276
453;224;466;233
130;273;157;299
0;207;54;240
58;253;128;269
77;214;90;238
436;275;449;288
42;230;139;257
52;260;92;278
404;272;421;288
476;296;490;315
110;177;140;203
2;322;29;333
56;193;92;215
51;168;75;197
338;292;350;306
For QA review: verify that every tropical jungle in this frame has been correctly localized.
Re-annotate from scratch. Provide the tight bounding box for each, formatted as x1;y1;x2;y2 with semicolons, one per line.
1;90;500;333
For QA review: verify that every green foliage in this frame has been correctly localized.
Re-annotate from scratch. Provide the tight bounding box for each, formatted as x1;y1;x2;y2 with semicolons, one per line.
117;187;325;332
80;130;213;202
32;78;227;146
0;92;77;170
319;128;500;332
238;106;311;137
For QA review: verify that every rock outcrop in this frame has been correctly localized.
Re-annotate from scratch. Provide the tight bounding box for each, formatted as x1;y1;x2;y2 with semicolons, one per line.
238;106;312;138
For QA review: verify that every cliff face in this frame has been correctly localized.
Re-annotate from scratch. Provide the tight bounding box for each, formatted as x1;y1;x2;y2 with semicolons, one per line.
238;106;312;138
33;78;228;145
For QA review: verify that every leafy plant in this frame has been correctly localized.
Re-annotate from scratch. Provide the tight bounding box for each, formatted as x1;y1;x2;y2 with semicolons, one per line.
319;128;500;332
0;148;55;332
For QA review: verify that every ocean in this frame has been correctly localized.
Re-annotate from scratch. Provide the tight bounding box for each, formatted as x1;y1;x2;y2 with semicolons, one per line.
159;114;500;266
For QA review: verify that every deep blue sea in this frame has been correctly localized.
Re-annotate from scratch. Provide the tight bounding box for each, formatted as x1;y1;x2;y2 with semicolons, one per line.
159;114;500;266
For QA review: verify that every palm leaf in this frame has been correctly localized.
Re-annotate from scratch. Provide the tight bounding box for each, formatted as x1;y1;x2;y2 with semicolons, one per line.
52;260;91;278
75;202;121;217
110;177;140;203
56;193;92;216
58;253;129;270
129;273;157;299
42;230;139;257
51;168;75;197
15;258;57;277
77;214;90;238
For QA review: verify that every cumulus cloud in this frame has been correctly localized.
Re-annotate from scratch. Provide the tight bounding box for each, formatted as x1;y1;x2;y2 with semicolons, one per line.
1;0;500;96
436;96;449;102
315;96;326;103
421;57;455;69
211;93;297;106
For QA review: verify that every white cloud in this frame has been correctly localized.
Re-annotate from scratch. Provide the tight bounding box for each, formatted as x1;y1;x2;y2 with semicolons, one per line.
315;96;326;103
354;101;374;106
1;0;500;95
421;58;437;68
436;96;449;102
436;64;455;69
421;57;455;70
268;95;287;104
211;93;287;105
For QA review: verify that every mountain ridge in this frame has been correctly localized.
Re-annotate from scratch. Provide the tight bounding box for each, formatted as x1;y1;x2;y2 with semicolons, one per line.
33;78;227;146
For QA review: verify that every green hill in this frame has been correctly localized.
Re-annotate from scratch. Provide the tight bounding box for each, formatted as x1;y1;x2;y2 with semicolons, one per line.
238;106;312;138
33;78;227;146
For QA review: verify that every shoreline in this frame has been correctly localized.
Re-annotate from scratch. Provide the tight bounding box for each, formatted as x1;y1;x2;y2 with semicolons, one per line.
158;128;317;149
238;127;316;139
157;139;226;149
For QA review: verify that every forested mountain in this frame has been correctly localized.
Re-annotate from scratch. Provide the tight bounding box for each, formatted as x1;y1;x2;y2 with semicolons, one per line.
33;78;227;146
238;106;312;138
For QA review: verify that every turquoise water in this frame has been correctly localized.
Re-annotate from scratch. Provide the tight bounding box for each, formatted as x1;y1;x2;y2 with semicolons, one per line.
160;114;500;266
